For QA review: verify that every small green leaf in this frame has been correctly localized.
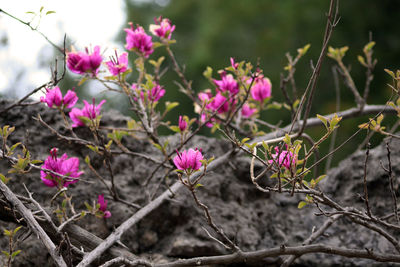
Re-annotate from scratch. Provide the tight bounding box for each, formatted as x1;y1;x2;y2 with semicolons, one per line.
84;202;92;212
241;137;250;144
3;229;11;237
298;201;307;209
0;173;10;184
384;69;395;79
203;66;213;80
30;160;43;164
46;11;56;15
11;250;21;258
317;114;328;129
165;101;179;112
357;55;366;67
13;226;22;234
266;102;282;109
194;183;203;189
169;125;181;133
39;6;44;12
315;174;327;184
2;251;10;257
364;41;375;52
283;134;291;145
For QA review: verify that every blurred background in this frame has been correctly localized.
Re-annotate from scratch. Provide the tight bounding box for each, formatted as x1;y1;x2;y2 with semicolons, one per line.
1;0;399;167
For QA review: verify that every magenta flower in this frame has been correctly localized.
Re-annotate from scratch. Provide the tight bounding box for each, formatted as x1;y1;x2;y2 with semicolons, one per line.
241;103;257;118
67;46;103;76
178;115;188;132
198;90;213;109
124;23;154;58
40;148;83;187
251;76;272;102
150;16;176;39
198;113;214;128
210;92;230;114
268;146;296;170
230;57;239;70
174;148;204;173
69;98;106;128
98;194;111;218
213;72;239;95
149;84;165;102
41;87;78;109
106;51;128;76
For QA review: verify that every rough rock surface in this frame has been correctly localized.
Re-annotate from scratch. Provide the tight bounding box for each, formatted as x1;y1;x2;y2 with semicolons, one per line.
0;99;399;266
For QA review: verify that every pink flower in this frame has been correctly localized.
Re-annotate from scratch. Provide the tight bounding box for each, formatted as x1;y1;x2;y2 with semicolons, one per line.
40;148;83;187
241;103;257;118
210;92;230;114
198;91;213;109
67;46;103;76
106;51;128;76
251;76;272;102
213;72;239;95
40;87;78;109
174;148;203;173
178;116;188;132
69;98;106;128
230;57;239;69
124;23;154;58
268;146;296;170
148;84;165;102
149;16;175;39
98;194;111;218
199;113;214;128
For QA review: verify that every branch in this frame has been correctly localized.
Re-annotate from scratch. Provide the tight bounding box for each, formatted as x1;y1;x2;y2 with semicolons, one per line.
155;244;400;266
0;179;68;267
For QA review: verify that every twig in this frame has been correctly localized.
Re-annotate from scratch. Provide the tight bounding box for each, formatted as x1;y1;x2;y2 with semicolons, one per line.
363;142;372;217
0;179;67;267
99;257;152;267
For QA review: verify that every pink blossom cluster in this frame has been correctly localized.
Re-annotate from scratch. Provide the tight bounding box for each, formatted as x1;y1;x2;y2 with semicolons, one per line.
41;148;83;187
69;98;106;128
173;148;203;174
67;46;102;76
150;16;175;39
106;51;129;76
132;83;166;104
125;23;154;58
40;87;78;109
195;58;273;127
268;146;296;170
97;194;111;218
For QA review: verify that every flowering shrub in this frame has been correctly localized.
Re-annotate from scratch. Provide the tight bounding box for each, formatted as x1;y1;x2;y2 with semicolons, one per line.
1;3;400;266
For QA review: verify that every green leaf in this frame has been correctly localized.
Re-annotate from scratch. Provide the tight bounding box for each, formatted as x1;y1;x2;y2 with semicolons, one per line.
11;250;21;258
165;101;179;113
45;11;56;15
194;183;203;189
269;172;278;179
315;174;327;184
364;41;375;52
298;201;307;209
78;76;88;86
13;226;22;234
0;173;10;184
376;114;384;125
152;41;163;49
2;251;10;257
86;145;99;153
317;114;328;129
203;66;213;80
39;6;44;12
283;134;291;145
30;160;43;164
84;202;92;212
169;125;181;133
261;141;269;151
3;229;11;237
84;156;90;165
357;55;366;67
266;102;282;109
241;137;250;144
384;69;395;79
152;143;162;151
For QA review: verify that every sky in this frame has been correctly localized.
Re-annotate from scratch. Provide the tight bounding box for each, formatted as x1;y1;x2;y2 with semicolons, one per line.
0;0;127;99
